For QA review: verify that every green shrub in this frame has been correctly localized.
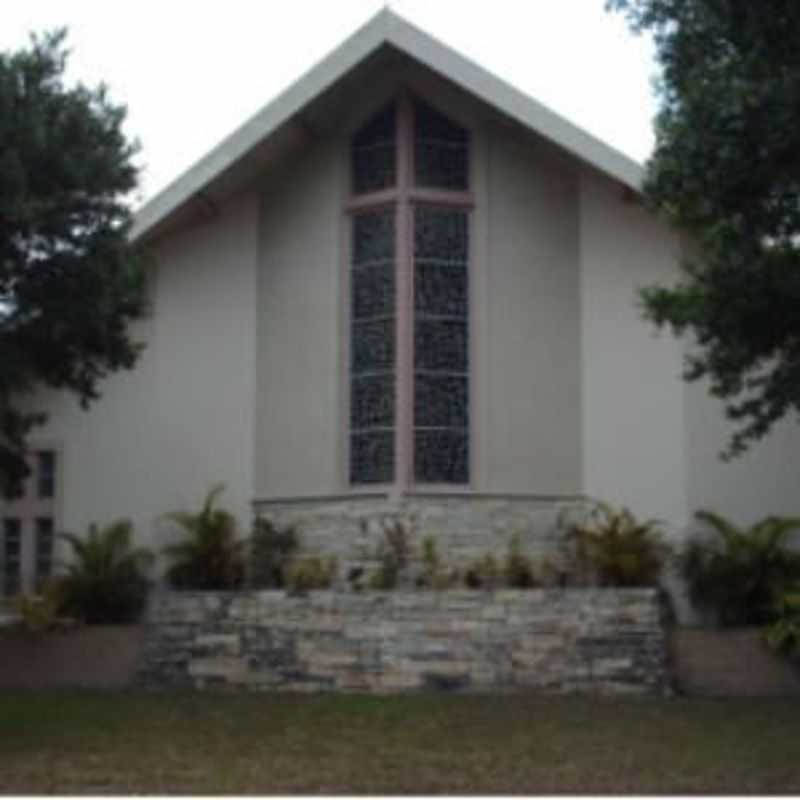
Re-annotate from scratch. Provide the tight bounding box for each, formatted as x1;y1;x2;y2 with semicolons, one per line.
59;520;153;624
367;566;394;591
503;534;538;588
369;517;413;590
162;485;244;590
249;518;299;588
537;557;565;588
560;502;669;588
286;557;337;593
14;581;65;632
464;552;501;590
682;511;800;626
765;584;800;655
416;537;460;590
346;565;367;592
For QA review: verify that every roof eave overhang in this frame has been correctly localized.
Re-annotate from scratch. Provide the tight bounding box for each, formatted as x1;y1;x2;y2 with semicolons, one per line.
130;9;645;246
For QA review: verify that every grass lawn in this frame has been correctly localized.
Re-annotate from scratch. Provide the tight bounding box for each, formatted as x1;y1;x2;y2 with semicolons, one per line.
1;691;799;794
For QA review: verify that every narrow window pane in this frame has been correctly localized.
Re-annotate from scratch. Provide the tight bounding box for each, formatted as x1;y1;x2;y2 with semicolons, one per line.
350;432;395;485
37;451;55;498
414;375;469;428
3;519;21;556
414;319;468;372
415;263;468;318
352;103;397;194
351;374;395;430
414;205;469;262
414;100;469;191
413;206;470;484
352;263;394;320
352;319;396;373
3;519;21;597
414;430;469;484
353;210;395;265
350;209;396;484
36;517;54;582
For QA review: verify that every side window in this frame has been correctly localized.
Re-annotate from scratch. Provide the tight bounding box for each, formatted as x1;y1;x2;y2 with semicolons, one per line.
0;449;58;596
35;517;54;587
2;518;22;598
37;451;56;498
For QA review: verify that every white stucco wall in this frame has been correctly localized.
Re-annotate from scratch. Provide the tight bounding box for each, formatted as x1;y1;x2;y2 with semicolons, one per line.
685;380;800;528
12;191;259;549
8;67;800;568
483;124;582;494
251;105;585;499
579;168;800;540
254;138;344;498
579;170;689;534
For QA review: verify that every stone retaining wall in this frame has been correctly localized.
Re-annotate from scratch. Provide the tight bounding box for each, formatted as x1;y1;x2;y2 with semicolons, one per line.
141;588;668;695
254;494;586;579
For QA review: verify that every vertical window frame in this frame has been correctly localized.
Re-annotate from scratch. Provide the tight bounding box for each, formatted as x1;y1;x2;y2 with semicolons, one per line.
349;206;398;485
2;518;22;598
34;516;55;588
36;450;56;499
346;93;475;491
0;445;60;596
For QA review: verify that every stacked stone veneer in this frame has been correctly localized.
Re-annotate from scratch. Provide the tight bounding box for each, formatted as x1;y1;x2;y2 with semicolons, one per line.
141;588;669;695
254;494;587;578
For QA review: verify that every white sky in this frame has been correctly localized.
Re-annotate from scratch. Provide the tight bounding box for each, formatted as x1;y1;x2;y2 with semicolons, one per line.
1;0;659;207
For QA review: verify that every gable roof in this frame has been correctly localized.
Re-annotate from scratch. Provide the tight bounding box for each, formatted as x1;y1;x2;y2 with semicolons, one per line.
131;8;645;244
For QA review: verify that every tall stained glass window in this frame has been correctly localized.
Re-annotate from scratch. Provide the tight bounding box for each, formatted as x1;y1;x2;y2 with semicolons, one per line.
413;206;469;483
348;97;471;486
350;209;396;483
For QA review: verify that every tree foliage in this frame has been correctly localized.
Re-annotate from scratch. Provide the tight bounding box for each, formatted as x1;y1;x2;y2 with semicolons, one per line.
0;30;145;496
608;0;800;456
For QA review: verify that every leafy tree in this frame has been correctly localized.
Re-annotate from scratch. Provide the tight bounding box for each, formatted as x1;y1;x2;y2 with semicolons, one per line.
0;30;145;496
608;0;800;457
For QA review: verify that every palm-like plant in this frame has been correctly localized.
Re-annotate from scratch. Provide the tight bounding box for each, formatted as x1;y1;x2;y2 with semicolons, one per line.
765;584;800;655
561;502;669;587
249;518;298;588
162;485;244;590
59;519;154;624
682;511;800;626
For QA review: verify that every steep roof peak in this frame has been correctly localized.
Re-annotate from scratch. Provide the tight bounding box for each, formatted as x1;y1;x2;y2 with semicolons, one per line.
132;7;644;243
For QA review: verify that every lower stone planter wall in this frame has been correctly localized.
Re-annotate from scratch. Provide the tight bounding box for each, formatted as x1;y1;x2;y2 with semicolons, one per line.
670;627;800;697
254;494;587;579
0;625;145;690
141;588;669;695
